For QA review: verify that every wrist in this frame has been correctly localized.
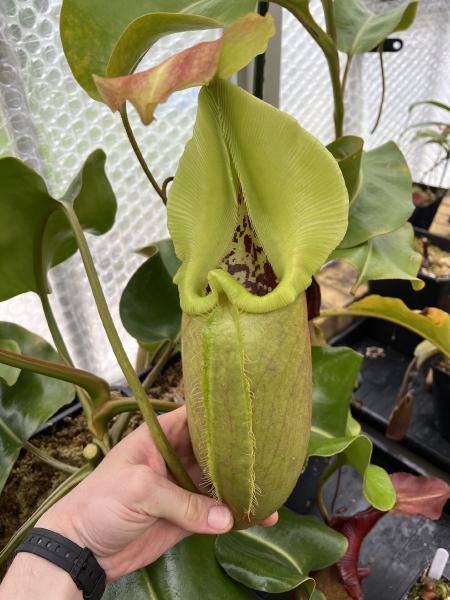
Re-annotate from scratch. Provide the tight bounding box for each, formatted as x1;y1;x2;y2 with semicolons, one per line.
0;552;82;600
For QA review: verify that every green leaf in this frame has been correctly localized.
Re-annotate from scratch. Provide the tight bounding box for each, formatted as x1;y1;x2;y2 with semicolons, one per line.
0;322;75;494
340;142;413;249
119;240;181;347
0;339;21;386
327;136;363;203
60;0;256;100
94;13;275;124
310;346;396;511
408;99;450;115
0;150;116;301
321;295;450;359
215;507;347;595
104;535;257;599
168;79;348;314
330;223;423;292
335;0;418;55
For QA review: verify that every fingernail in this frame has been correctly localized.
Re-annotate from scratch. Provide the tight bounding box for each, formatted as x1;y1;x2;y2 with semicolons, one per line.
207;505;233;531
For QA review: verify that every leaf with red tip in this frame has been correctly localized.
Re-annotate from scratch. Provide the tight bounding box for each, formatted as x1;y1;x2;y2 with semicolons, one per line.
94;12;275;124
391;472;450;520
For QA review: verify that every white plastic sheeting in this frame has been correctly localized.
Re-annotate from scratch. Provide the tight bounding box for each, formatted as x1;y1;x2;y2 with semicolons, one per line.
0;0;218;380
281;0;450;185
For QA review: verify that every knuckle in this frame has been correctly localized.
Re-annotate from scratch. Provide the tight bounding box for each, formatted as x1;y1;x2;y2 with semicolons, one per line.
129;465;154;495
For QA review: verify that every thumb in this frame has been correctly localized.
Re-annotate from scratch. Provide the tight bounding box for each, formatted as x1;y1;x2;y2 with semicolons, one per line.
150;474;234;534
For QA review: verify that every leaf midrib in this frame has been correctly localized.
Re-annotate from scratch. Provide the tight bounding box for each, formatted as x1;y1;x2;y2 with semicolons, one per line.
235;529;304;577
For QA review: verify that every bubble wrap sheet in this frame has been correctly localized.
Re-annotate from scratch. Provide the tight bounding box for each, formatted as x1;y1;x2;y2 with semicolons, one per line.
0;0;218;381
281;0;450;186
0;0;449;382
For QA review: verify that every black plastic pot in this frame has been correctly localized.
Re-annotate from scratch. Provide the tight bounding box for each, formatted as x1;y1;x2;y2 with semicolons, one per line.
432;356;450;443
409;182;448;230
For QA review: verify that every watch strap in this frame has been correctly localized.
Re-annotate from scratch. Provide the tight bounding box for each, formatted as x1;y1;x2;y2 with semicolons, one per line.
15;528;106;600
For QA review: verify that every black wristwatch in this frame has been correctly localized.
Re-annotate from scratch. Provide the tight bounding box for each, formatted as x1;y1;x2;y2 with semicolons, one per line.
15;528;106;600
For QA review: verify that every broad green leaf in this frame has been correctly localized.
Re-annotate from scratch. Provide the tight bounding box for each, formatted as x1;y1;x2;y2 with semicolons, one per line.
0;323;75;494
340;142;412;249
94;13;275;124
321;295;450;359
60;0;256;100
0;150;116;301
330;224;423;292
335;0;418;55
104;535;257;599
310;346;396;511
0;339;21;386
119;240;181;347
168;79;348;314
327;136;363;203
215;507;347;595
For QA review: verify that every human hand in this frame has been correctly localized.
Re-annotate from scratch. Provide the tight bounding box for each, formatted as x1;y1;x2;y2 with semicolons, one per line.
37;406;278;581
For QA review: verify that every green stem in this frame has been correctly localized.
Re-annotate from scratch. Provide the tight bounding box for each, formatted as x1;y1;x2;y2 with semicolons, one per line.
120;104;166;204
38;288;96;425
321;0;337;42
97;397;183;441
271;0;344;137
142;337;178;393
340;54;353;107
38;290;72;366
370;44;385;134
112;340;173;445
0;348;110;408
61;204;196;492
316;457;343;523
23;441;78;475
0;464;92;566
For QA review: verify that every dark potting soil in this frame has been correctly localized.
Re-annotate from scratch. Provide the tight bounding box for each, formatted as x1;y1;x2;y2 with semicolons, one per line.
0;362;184;568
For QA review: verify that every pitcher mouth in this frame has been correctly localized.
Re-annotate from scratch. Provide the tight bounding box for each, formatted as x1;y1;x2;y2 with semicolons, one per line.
220;187;278;297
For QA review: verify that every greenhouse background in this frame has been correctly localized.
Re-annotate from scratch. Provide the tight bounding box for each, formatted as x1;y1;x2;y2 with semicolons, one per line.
0;0;449;381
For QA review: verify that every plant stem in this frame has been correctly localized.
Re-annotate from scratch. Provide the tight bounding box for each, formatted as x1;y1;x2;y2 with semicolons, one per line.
96;396;183;441
340;54;353;107
142;338;178;393
120;104;166;204
0;348;110;409
110;339;177;444
38;289;96;423
38;290;72;366
370;44;385;134
61;205;196;492
321;0;337;42
316;457;343;523
253;2;269;100
271;0;344;138
0;464;92;566
23;441;78;475
161;176;174;199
